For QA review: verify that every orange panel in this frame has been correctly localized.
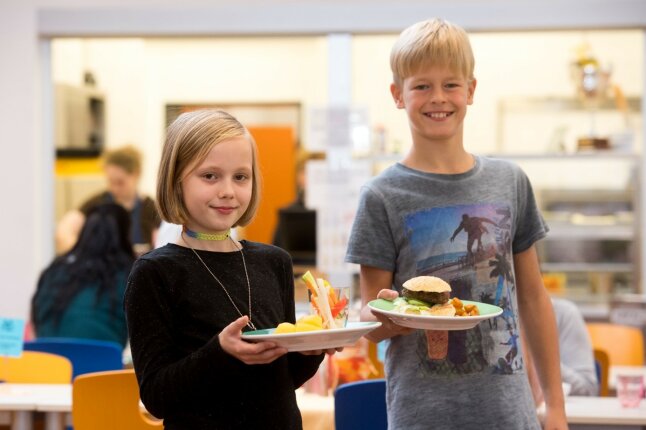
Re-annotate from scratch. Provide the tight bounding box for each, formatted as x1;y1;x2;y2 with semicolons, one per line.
243;127;296;244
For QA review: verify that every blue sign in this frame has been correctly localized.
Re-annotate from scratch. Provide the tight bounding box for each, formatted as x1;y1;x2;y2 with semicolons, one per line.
0;317;25;357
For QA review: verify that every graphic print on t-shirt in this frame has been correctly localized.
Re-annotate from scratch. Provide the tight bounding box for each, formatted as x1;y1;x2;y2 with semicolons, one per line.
404;202;522;376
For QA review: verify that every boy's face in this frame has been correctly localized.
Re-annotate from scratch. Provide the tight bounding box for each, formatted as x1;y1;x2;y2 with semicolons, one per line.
391;65;476;146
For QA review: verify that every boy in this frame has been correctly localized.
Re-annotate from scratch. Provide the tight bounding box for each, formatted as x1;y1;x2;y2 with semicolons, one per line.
345;19;567;429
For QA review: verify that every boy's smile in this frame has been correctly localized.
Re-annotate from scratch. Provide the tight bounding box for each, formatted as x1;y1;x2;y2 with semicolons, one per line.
391;65;476;145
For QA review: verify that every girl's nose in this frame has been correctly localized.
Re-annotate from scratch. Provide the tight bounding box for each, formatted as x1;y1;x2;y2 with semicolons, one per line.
218;180;234;199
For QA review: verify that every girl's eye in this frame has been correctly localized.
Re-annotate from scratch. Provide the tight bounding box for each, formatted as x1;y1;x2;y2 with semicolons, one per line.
203;173;218;180
234;174;249;181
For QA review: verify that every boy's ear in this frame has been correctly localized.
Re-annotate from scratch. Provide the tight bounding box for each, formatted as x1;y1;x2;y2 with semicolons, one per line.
390;83;404;109
467;78;477;105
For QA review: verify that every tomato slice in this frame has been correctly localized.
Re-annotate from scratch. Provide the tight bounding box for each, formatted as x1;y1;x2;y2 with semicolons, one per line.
330;297;348;318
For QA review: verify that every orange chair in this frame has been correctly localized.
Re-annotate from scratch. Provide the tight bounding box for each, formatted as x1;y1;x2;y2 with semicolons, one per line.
72;369;162;430
0;351;71;383
586;322;645;367
593;348;610;396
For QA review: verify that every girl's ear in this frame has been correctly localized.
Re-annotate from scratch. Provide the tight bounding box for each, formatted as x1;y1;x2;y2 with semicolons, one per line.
390;82;404;109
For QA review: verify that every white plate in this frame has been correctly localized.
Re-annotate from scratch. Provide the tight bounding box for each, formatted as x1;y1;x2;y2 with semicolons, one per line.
368;299;503;331
241;321;382;352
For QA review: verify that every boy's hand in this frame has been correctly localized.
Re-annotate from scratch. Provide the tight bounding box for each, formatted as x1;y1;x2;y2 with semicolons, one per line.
369;289;415;337
219;316;288;364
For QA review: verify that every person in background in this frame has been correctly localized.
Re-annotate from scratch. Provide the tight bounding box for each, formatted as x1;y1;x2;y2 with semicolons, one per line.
272;150;324;249
56;144;161;256
345;18;567;429
124;109;335;429
529;297;598;400
31;203;134;349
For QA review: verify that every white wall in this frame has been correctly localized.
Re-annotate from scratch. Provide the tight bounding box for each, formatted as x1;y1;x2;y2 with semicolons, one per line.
1;0;645;322
52;37;329;196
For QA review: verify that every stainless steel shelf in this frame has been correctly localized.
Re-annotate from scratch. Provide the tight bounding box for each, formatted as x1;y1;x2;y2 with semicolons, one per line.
545;223;634;240
541;262;633;273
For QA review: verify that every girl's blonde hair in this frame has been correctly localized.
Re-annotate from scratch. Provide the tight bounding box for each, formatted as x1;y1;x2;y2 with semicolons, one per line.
390;18;475;84
156;109;261;227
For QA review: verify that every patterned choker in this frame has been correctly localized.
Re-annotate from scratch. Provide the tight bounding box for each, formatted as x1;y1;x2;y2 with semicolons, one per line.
183;227;231;241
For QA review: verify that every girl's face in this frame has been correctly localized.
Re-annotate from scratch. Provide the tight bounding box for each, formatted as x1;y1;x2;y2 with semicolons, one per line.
181;136;254;234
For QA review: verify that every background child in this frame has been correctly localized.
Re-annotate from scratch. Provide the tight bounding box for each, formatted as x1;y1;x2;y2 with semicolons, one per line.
345;19;567;429
125;110;325;429
56;144;161;255
32;202;133;348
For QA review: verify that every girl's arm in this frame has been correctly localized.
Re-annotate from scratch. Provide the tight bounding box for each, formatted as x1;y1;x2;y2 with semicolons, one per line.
514;246;567;429
359;265;414;343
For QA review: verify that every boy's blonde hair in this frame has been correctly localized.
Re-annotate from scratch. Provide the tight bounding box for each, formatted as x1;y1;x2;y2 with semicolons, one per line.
102;145;142;175
390;18;475;84
156;109;261;227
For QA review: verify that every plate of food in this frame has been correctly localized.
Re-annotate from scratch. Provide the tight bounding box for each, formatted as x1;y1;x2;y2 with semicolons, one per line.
368;276;503;331
242;320;382;352
242;271;381;351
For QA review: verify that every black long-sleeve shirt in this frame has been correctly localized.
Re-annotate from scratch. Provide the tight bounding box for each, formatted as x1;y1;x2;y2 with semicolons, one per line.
124;241;323;429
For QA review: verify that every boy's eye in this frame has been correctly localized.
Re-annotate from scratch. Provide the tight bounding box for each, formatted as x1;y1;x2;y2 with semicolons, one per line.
414;84;429;90
445;83;460;89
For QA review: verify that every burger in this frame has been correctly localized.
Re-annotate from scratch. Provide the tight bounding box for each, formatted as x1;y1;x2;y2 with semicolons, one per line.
402;276;451;305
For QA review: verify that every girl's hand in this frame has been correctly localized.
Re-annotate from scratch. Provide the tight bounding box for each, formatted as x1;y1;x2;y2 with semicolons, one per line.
370;289;415;337
219;316;288;365
299;347;344;356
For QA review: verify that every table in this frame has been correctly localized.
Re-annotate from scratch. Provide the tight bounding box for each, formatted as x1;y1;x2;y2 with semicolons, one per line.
537;395;646;429
296;390;335;430
0;384;334;430
0;383;70;430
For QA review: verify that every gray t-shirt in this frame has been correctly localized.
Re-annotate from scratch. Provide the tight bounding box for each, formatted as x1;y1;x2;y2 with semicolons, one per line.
346;156;547;429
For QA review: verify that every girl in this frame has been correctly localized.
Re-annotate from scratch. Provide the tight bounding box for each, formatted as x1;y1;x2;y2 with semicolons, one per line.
124;110;326;429
32;202;134;348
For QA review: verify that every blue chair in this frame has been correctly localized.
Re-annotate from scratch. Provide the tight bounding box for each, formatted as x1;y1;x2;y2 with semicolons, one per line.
335;379;387;430
24;337;124;380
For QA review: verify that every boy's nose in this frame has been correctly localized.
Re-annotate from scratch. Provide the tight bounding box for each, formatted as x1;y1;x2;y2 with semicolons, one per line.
428;88;446;103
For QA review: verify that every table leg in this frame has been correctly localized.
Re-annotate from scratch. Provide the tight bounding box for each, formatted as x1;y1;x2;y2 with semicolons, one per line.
11;411;32;430
44;411;63;430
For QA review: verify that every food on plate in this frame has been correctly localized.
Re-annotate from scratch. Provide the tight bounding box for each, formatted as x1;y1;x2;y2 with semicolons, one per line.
450;297;480;316
390;276;480;317
273;272;349;333
402;276;451;305
275;314;324;334
302;271;349;329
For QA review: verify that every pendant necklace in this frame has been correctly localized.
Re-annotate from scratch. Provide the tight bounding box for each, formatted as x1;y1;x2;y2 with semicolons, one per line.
182;232;256;331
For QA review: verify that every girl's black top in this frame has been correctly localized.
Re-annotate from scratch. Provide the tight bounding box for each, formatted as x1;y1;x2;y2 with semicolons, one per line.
125;241;324;429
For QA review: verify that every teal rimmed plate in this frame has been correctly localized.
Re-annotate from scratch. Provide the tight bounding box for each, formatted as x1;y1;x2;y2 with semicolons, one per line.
241;321;381;352
368;299;502;331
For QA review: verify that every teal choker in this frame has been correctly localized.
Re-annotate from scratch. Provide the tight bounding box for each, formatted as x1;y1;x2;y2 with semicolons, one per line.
183;227;231;241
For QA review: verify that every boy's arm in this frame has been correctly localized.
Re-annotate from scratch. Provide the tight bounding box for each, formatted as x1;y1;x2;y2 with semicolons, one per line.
359;265;414;343
514;246;567;428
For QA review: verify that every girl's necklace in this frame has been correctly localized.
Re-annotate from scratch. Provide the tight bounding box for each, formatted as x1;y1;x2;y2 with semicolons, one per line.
182;233;256;331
